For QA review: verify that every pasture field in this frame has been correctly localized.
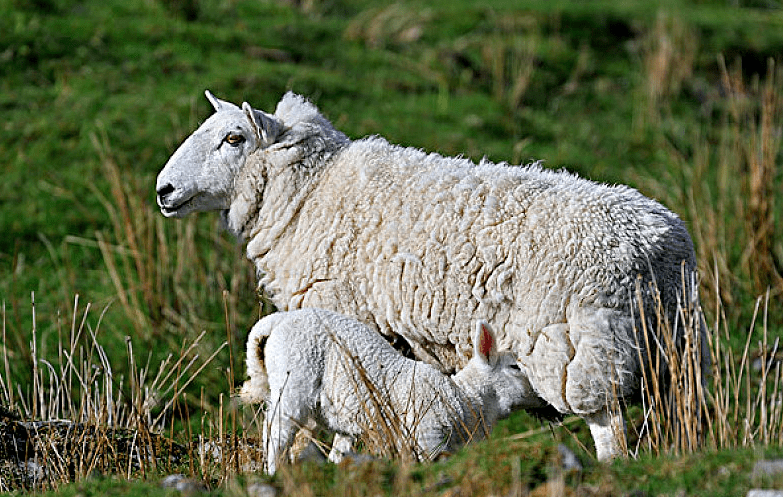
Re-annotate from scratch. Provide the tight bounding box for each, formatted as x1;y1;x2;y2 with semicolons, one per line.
1;0;783;494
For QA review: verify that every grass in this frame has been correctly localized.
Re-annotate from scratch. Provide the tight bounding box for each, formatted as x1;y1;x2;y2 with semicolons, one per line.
1;0;783;494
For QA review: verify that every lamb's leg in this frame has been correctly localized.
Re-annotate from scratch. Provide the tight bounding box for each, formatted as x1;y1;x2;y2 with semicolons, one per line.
263;413;291;474
263;395;307;475
327;433;355;464
583;406;626;461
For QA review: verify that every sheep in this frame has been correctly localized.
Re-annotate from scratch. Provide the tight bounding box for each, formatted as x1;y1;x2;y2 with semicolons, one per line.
155;91;709;460
239;307;529;474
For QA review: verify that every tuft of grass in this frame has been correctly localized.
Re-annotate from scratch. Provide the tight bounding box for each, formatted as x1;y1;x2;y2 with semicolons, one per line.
0;294;224;491
627;274;783;458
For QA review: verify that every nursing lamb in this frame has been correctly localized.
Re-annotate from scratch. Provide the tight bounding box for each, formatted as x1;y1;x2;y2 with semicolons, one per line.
240;308;527;474
156;91;708;460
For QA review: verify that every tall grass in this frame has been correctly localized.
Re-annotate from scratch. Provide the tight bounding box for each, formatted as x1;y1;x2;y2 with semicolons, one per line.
0;120;265;491
634;50;783;315
628;276;783;458
634;11;698;132
88;126;260;346
0;294;225;491
621;19;782;455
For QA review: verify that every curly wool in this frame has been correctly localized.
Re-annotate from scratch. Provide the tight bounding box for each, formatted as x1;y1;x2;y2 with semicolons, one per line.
227;93;699;418
156;91;707;460
241;308;528;473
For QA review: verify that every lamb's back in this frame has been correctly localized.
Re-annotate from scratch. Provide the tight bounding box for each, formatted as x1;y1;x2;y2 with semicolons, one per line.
276;309;470;441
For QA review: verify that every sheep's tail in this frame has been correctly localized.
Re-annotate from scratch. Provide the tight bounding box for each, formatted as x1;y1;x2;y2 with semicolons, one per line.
239;317;273;404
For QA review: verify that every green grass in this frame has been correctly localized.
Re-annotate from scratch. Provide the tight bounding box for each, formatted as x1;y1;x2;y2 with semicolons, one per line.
2;0;783;494
16;444;783;496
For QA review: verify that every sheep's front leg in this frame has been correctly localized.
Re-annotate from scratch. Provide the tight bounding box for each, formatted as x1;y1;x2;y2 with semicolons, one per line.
327;433;355;464
583;406;626;461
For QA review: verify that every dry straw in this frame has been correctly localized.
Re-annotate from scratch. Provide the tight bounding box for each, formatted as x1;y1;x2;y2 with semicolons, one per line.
626;272;782;457
0;295;224;491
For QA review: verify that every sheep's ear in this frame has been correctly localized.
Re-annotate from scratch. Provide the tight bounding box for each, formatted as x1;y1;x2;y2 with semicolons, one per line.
473;320;497;365
205;90;239;112
242;101;283;146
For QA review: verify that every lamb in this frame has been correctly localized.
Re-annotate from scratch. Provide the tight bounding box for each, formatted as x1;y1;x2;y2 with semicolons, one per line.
239;308;528;474
155;91;709;460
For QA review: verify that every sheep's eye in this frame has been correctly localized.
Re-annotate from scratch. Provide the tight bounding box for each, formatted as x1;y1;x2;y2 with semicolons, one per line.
225;134;245;146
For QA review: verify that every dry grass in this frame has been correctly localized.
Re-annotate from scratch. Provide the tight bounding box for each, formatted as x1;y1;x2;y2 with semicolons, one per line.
635;11;698;131
625;272;783;458
633;51;783;312
0;295;225;491
87;125;260;348
344;3;431;49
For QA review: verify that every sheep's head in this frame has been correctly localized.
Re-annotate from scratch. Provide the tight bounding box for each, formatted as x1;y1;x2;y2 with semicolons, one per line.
454;321;529;418
156;91;283;218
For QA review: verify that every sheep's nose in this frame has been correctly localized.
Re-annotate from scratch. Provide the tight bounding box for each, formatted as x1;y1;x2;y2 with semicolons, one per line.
156;183;175;203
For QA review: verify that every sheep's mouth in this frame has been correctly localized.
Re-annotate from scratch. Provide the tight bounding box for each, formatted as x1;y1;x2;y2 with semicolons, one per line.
158;195;194;218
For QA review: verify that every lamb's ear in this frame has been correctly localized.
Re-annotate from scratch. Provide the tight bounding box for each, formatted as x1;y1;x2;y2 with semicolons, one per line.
473;320;498;365
205;90;239;111
242;102;283;146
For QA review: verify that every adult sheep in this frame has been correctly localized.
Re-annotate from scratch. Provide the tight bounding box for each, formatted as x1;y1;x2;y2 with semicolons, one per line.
155;91;708;460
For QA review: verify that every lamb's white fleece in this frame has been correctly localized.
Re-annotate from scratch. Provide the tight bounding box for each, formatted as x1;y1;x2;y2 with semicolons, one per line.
240;308;529;474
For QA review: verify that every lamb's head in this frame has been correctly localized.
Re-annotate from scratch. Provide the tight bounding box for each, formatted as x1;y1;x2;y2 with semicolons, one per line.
156;91;283;218
453;321;528;418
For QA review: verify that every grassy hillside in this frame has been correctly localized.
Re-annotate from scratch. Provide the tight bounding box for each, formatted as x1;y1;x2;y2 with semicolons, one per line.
1;0;783;493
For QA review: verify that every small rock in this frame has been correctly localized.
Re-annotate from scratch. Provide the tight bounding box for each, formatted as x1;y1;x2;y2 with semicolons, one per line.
339;451;376;468
247;481;279;497
753;460;783;478
425;473;453;492
557;444;582;473
293;440;327;465
161;474;208;495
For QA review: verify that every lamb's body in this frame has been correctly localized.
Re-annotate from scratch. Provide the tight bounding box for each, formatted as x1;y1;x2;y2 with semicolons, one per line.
156;91;708;460
241;308;527;474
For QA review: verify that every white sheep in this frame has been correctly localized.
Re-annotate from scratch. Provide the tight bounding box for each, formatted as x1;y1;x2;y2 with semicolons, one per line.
239;308;528;474
156;91;709;460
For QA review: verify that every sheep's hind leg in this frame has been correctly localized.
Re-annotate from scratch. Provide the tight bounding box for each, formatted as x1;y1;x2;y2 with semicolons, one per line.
327;433;355;464
263;403;306;475
583;406;626;461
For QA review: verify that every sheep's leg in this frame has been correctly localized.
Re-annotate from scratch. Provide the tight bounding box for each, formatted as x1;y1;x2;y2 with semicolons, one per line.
263;398;306;475
327;433;355;464
583;406;626;461
291;418;327;465
263;414;291;474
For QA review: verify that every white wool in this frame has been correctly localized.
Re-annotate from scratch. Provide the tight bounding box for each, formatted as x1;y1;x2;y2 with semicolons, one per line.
240;308;531;474
156;91;709;460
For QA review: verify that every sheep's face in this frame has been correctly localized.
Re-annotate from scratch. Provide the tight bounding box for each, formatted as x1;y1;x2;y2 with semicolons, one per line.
156;91;281;218
454;321;530;417
489;352;529;415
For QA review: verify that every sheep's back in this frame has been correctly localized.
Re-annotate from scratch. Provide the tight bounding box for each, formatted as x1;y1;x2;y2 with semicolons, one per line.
258;138;695;408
